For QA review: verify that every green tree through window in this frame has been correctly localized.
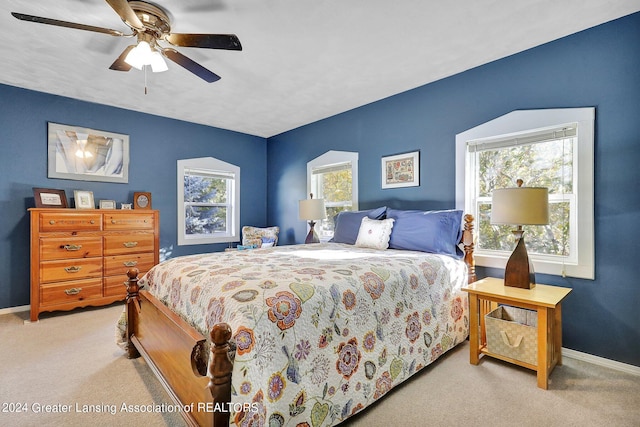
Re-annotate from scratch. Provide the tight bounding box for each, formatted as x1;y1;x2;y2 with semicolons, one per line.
475;137;573;257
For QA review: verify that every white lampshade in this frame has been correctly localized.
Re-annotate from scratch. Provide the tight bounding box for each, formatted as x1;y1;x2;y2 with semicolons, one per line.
299;198;326;221
491;187;549;225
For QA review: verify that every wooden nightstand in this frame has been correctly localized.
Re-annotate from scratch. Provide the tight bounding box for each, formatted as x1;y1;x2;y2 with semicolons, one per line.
462;277;572;389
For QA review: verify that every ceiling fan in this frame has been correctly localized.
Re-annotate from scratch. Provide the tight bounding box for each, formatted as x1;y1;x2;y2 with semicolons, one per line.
11;0;242;83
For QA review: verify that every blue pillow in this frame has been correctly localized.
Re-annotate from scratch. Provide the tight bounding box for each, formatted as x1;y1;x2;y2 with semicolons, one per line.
387;209;463;258
332;207;387;244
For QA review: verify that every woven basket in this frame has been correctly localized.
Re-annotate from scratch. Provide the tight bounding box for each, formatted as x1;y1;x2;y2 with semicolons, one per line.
485;306;538;365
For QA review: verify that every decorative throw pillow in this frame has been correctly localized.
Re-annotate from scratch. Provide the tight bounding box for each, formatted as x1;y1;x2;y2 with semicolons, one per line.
242;226;280;248
332;207;387;244
386;209;463;258
355;217;395;250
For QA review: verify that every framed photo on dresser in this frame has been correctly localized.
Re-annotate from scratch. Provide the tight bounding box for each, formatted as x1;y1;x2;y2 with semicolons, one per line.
99;200;116;209
74;190;95;209
33;188;68;208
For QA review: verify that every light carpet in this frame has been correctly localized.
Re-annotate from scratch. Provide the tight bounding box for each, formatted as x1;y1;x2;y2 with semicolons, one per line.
1;303;638;426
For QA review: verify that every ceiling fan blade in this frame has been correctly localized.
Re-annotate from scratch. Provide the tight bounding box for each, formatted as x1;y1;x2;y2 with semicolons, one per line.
109;45;135;71
105;0;144;30
162;48;221;83
11;12;125;36
165;33;242;51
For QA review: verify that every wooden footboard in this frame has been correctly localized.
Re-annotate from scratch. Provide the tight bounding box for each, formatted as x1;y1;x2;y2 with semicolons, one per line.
125;215;476;427
125;269;232;427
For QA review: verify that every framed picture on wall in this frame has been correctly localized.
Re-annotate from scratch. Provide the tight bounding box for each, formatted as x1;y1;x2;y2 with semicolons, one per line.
381;150;420;189
47;122;129;183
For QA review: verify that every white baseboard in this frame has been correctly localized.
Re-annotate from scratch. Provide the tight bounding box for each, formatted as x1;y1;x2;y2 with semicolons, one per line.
563;347;640;376
0;304;29;316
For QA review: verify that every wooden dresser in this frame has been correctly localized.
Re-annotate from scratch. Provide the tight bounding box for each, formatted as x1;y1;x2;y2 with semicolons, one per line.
29;208;159;321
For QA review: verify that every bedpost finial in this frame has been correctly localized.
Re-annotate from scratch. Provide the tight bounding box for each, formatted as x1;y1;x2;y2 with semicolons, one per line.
126;268;140;279
211;323;232;346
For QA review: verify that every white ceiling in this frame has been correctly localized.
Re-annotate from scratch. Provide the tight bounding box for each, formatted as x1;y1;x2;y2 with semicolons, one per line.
1;1;639;138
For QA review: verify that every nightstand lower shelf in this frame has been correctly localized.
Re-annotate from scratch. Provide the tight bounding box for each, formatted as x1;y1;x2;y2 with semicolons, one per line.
462;277;572;389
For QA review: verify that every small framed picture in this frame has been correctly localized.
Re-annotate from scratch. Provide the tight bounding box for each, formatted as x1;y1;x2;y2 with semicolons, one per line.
381;150;420;189
99;200;116;209
33;188;68;208
74;190;95;209
134;192;152;209
120;203;133;210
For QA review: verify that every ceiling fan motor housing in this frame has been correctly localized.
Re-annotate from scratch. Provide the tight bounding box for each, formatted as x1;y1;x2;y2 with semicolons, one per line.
129;1;171;39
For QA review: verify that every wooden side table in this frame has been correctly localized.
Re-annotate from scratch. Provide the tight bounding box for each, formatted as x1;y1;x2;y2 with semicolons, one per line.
462;277;572;389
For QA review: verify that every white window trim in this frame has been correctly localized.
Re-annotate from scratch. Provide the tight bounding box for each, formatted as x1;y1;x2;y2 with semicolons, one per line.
455;108;595;279
177;157;240;245
307;151;359;240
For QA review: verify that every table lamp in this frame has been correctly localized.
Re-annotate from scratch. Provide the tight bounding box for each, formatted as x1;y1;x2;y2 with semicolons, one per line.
299;193;326;244
491;179;549;289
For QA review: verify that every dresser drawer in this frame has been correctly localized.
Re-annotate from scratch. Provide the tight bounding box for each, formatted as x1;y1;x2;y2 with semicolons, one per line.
103;213;155;230
40;258;103;283
104;275;130;298
40;237;103;261
40;278;103;307
39;212;102;232
103;233;155;256
104;253;155;277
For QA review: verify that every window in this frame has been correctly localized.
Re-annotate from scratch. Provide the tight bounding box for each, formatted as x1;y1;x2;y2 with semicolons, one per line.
177;157;240;245
456;108;594;279
307;151;358;240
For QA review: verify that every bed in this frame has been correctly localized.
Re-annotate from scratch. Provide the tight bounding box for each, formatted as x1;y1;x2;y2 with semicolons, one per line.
121;209;476;426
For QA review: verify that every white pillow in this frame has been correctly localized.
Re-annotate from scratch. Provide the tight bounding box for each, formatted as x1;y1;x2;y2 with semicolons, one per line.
355;217;395;250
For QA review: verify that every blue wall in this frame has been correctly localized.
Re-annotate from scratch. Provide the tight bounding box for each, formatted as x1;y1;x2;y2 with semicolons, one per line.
267;12;640;367
1;12;638;368
0;85;267;309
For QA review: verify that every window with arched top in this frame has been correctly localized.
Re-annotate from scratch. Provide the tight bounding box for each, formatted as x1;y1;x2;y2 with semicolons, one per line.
456;108;594;279
307;151;359;241
177;157;240;245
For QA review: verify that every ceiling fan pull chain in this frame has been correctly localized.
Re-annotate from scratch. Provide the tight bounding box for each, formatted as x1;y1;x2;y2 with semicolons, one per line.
144;65;148;95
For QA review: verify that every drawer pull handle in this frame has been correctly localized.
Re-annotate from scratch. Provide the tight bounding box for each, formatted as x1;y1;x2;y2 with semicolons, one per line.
63;244;82;251
112;220;117;224
123;241;138;248
49;220;56;225
123;261;138;267
90;220;95;224
64;266;82;273
64;287;82;295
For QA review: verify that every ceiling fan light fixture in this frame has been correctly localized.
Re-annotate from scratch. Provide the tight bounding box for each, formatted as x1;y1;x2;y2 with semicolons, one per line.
124;41;167;72
125;40;151;70
150;51;168;73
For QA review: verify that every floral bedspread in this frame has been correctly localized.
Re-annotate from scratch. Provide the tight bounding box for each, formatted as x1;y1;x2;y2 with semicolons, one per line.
140;243;469;427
